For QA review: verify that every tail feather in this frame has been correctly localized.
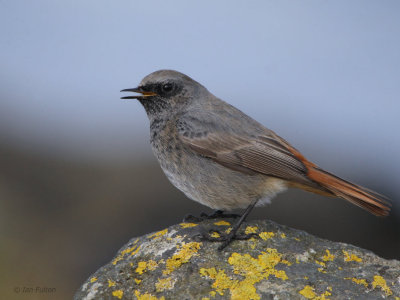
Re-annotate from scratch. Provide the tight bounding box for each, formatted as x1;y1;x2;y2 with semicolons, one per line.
307;167;391;216
272;133;391;216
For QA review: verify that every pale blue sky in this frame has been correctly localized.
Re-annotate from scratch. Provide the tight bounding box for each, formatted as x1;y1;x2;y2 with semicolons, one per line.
1;1;399;188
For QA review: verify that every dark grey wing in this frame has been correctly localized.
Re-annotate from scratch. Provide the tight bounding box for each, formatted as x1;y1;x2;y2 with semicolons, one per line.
177;109;391;216
176;116;314;186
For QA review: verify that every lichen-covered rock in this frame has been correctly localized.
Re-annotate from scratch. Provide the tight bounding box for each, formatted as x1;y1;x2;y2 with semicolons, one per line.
75;219;400;300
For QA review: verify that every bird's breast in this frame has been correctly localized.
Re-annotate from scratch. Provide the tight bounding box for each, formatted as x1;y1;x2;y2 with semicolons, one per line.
148;119;286;210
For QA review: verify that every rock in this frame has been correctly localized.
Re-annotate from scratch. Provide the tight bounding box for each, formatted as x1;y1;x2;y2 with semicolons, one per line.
75;219;400;300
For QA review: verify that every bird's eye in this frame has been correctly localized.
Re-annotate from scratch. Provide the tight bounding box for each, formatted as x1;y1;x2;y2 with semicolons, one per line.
161;83;174;93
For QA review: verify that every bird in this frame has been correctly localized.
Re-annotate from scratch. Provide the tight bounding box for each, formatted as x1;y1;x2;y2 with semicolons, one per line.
121;70;391;249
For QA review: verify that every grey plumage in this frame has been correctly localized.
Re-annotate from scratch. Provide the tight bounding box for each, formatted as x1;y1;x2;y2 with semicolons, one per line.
133;70;292;210
121;69;390;218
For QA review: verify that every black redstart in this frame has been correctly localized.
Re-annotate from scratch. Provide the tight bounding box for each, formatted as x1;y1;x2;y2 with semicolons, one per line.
121;70;390;249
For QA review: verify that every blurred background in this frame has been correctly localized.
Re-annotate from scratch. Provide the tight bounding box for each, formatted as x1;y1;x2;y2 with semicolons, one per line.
1;1;399;299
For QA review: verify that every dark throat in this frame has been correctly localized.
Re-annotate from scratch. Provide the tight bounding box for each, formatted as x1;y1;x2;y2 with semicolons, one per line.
139;98;171;117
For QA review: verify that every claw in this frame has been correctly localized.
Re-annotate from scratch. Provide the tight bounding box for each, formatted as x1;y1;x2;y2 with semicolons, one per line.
196;227;258;250
186;199;259;250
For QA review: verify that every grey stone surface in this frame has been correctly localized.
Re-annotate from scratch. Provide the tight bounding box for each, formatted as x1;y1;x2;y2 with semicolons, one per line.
75;219;400;300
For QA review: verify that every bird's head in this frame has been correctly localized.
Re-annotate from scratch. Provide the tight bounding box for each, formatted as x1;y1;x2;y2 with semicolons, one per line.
121;70;207;118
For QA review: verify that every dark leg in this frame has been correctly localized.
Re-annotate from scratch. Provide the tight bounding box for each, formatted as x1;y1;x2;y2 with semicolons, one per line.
195;199;259;250
217;199;259;250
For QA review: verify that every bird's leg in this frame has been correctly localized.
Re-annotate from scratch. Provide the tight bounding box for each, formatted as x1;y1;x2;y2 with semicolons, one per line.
183;210;240;222
196;199;259;250
217;199;259;250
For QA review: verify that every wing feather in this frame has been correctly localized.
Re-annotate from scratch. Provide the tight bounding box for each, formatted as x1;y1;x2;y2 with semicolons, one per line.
178;125;314;186
176;112;391;216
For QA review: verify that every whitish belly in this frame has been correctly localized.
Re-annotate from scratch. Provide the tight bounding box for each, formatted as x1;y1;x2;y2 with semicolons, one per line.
158;150;287;211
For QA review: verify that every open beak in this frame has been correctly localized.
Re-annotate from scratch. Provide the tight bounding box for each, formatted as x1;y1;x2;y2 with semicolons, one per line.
120;87;157;99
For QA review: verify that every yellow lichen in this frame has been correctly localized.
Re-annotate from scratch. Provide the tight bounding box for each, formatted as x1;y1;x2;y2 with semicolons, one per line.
214;220;231;226
298;285;331;299
249;237;258;250
280;233;286;238
344;277;368;288
210;231;220;238
200;249;289;300
315;260;326;267
136;262;147;274
135;260;158;275
130;246;141;256
199;267;238;296
164;242;202;275
201;298;210;300
244;226;258;234
299;285;317;299
210;291;216;297
324;290;333;298
179;222;198;228
112;257;123;265
122;246;138;255
112;245;140;265
259;232;275;241
342;250;362;262
148;228;168;240
229;249;289;281
147;260;158;270
294;237;301;241
134;279;142;284
134;290;165;300
315;260;326;273
112;290;123;299
90;277;97;283
372;275;392;296
108;279;116;287
155;277;176;292
322;250;335;262
281;259;292;266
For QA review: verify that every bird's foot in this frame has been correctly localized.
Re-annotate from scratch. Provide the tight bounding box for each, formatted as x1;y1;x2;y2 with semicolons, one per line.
192;199;259;250
195;227;257;250
183;210;240;222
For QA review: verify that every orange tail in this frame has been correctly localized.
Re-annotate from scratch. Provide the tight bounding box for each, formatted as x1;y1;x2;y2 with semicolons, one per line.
307;167;391;216
272;133;391;216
